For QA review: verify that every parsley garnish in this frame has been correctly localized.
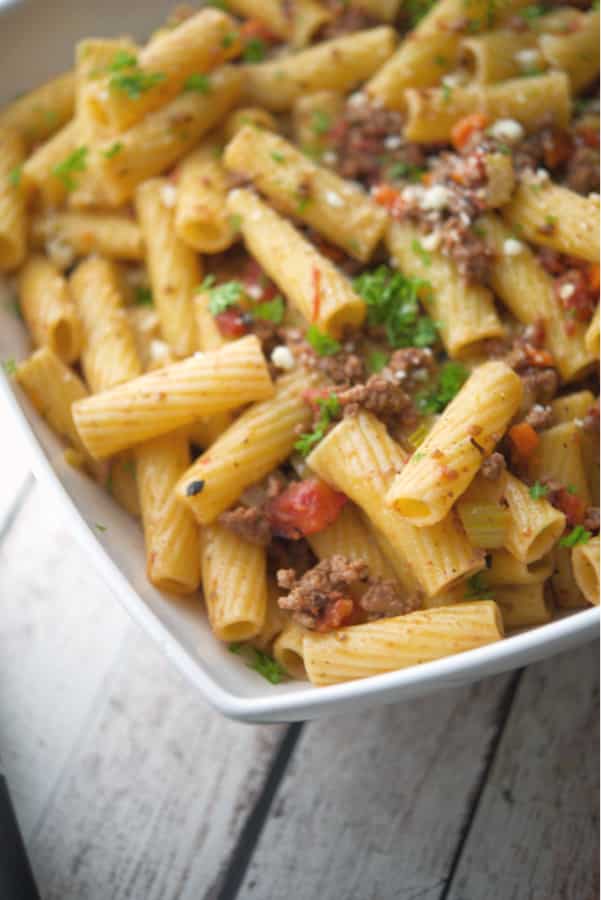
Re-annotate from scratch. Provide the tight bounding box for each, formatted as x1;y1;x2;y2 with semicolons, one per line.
221;32;237;48
2;358;16;375
8;166;21;187
566;484;577;495
311;110;331;136
529;481;549;500
94;522;107;532
295;394;341;456
405;0;437;26
134;287;153;306
353;265;437;349
367;350;389;373
387;160;425;183
253;296;285;323
183;73;211;93
102;142;123;159
465;572;494;600
243;37;266;62
228;213;242;232
519;4;546;21
441;83;452;103
559;525;592;548
416;361;469;414
107;50;138;71
271;151;286;163
229;643;286;684
412;239;432;267
110;69;165;99
305;325;341;356
295;193;311;213
52;146;88;191
205;280;244;316
434;54;448;66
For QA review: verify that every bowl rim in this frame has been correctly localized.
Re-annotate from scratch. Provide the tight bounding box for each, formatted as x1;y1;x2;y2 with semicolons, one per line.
2;368;599;722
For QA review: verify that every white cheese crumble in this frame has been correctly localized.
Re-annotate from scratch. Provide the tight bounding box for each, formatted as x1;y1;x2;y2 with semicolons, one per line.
149;340;170;362
348;91;366;107
515;48;543;69
442;71;468;88
271;345;295;370
559;282;576;300
246;284;263;300
384;135;402;150
325;190;344;208
322;150;338;166
160;184;178;208
488;118;525;144
420;185;452;211
421;231;441;252
503;238;525;256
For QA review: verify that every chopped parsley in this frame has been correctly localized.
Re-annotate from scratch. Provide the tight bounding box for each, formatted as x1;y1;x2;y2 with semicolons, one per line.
441;83;452;103
405;0;437;26
566;484;578;495
270;150;286;163
107;50;138;71
464;572;494;601
295;192;311;213
559;525;592;548
228;213;242;232
229;643;287;684
411;239;432;267
110;68;165;99
305;325;341;356
529;481;549;500
183;73;211;93
295;394;341;456
134;287;153;306
253;296;285;323
102;142;123;159
8;166;21;187
367;350;389;373
434;54;448;67
519;4;547;21
221;32;237;48
311;110;331;136
353;265;437;350
416;361;469;414
2;358;16;376
204;280;244;316
52;146;88;191
243;37;266;62
387;160;425;183
94;522;107;532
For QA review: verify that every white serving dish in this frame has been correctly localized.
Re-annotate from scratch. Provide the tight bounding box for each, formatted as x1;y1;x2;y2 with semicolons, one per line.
1;0;598;723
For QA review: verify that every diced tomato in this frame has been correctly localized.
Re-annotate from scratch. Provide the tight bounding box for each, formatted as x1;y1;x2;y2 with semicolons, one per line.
242;258;277;301
543;130;572;170
588;263;600;294
267;477;347;539
372;183;404;217
450;113;489;152
302;387;334;410
523;344;555;368
241;18;278;43
215;308;249;337
311;266;322;322
508;422;540;461
315;594;356;633
554;488;586;526
556;270;597;322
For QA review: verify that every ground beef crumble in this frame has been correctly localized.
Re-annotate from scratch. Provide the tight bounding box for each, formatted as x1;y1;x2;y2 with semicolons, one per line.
218;506;272;547
584;401;600;433
337;374;416;428
480;451;506;480
318;1;376;39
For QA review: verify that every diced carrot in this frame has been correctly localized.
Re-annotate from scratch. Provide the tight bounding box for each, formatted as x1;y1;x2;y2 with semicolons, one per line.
450;113;489;151
508;422;540;460
587;263;600;294
372;183;403;216
523;345;555;368
421;171;434;186
311;266;322;322
554;489;586;526
241;18;277;43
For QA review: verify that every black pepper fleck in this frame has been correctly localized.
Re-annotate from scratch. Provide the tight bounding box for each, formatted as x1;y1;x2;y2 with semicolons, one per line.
186;480;205;496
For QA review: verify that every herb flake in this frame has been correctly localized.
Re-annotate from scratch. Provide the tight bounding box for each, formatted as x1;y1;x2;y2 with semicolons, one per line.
295;394;341;456
306;325;341;357
559;525;592;548
353;265;437;350
52;146;88;191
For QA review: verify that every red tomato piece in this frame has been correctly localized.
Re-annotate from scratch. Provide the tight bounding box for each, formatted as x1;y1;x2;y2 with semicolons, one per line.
555;489;586;527
267;478;347;539
242;258;278;301
315;594;355;633
215;308;249;337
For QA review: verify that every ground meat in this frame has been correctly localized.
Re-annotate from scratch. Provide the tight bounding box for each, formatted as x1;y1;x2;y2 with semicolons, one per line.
480;451;506;480
519;367;559;406
438;220;494;282
359;579;420;618
387;347;436;391
218;506;272;547
584;401;600;433
584;507;600;534
268;538;316;578
277;555;368;630
298;342;366;386
524;403;553;431
318;2;375;39
565;144;600;196
336;374;415;427
326;95;425;186
250;317;281;356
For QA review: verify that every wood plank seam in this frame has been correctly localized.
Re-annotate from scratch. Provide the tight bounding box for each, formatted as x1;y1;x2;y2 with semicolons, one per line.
438;668;524;900
0;474;34;546
207;723;305;900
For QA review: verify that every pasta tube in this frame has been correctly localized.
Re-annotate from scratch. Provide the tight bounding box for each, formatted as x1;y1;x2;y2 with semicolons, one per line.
174;142;237;253
404;72;570;143
69;257;142;393
273;623;308;679
223;106;277;142
503;473;566;564
227;188;365;336
0;128;26;271
539;10;600;92
225;0;330;47
21;120;79;208
527;422;591;507
551;390;595;424
72;335;273;459
487;549;553;586
307;412;484;597
386;221;505;356
462;29;542;83
109;454;140;519
572;536;600;606
494;583;552;628
303;601;504;685
253;582;288;653
223;125;387;261
135;178;200;358
585;306;599;359
386;362;522;526
31;210;144;265
136;433;201;595
307;503;398;581
350;0;401;22
0;71;75;147
241;28;397;111
551;546;586;609
201;524;267;641
502;179;600;263
19;255;82;364
175;370;316;524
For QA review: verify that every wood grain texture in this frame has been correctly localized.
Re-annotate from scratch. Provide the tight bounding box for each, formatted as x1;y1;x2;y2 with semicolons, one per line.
236;676;513;900
445;644;600;900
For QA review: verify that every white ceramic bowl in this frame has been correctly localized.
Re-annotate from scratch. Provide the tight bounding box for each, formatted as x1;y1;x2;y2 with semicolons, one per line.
1;0;598;723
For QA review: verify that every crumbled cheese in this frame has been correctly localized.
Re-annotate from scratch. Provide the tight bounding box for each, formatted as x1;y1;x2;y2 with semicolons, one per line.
348;91;366;108
401;185;424;204
559;282;576;300
515;48;543;69
420;185;453;211
322;150;338;166
160;184;177;208
442;71;468;88
384;135;402;150
488;118;525;144
149;339;170;362
421;231;441;252
574;417;584;427
271;345;295;370
503;238;525;256
324;190;344;208
246;284;263;300
534;167;550;184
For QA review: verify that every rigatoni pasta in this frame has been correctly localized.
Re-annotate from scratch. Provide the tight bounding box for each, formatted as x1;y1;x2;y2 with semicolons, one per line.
0;127;26;271
18;254;82;363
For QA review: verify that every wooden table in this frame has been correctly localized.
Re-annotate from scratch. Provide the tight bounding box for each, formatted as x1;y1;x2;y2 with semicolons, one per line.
0;429;598;900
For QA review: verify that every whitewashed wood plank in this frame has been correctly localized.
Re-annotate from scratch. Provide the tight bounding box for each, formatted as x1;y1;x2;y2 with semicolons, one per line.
0;483;131;839
445;644;599;900
28;624;286;900
236;674;513;900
